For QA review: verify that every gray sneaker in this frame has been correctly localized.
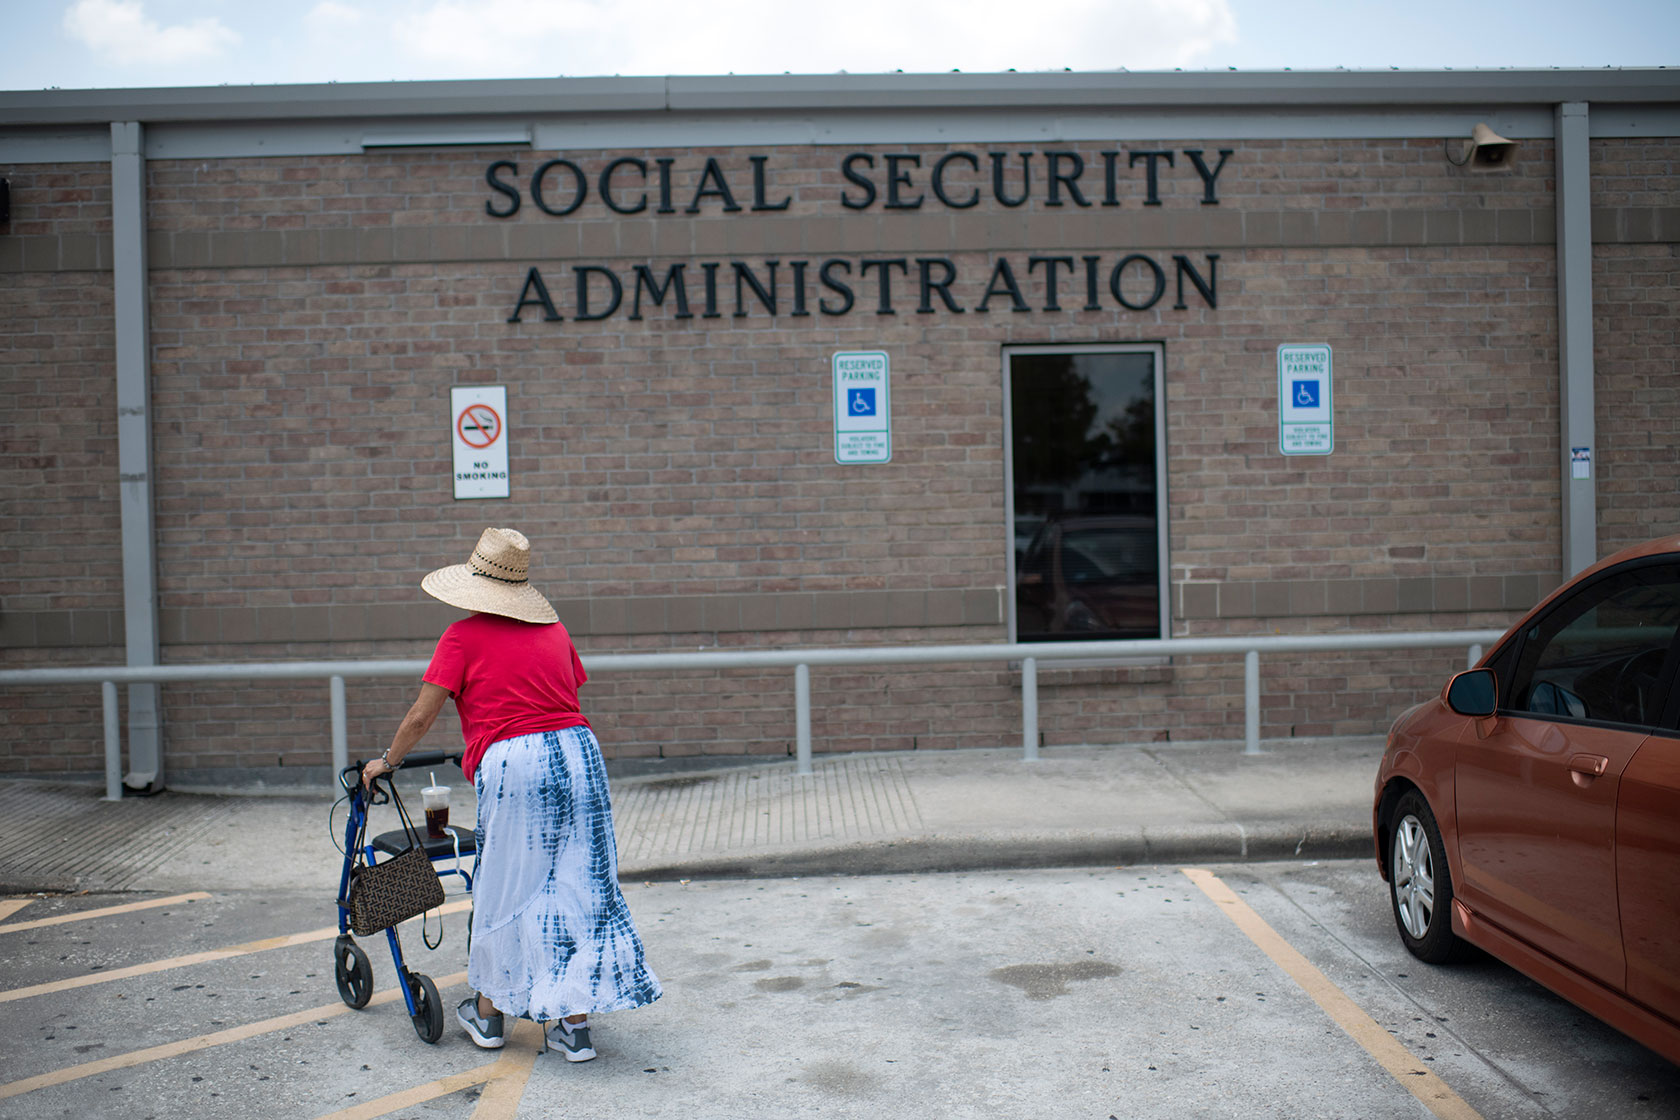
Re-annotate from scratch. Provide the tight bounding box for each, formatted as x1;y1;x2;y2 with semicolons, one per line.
545;1018;596;1062
457;997;505;1049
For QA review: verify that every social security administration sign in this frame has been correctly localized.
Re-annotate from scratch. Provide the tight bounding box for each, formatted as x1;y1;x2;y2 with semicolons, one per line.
1278;344;1333;455
833;351;891;464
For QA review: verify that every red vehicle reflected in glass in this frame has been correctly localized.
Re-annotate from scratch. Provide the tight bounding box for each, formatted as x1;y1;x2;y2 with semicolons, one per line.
1374;535;1680;1065
1016;515;1160;641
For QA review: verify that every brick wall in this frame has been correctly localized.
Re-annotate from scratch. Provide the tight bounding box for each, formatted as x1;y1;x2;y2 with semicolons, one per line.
2;133;1675;779
1592;138;1680;555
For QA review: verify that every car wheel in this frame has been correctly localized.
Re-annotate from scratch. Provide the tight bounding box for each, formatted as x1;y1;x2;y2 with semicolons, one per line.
1388;789;1462;964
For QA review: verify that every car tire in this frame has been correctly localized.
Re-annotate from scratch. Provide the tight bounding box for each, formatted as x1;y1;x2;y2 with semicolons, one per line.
1387;789;1463;964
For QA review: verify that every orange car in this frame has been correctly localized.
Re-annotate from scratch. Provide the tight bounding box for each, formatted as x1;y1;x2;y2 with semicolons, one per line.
1374;534;1680;1066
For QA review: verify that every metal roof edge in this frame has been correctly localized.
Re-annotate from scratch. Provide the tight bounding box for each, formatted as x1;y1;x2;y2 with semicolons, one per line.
0;69;1673;127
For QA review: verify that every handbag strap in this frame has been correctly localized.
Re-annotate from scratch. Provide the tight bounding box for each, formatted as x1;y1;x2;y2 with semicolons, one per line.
381;777;428;853
350;775;428;865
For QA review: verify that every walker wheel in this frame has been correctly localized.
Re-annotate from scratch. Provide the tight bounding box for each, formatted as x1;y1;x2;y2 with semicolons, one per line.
408;971;444;1044
333;936;374;1010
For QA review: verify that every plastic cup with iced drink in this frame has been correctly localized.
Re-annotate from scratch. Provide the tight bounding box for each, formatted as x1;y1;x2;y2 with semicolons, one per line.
421;774;450;838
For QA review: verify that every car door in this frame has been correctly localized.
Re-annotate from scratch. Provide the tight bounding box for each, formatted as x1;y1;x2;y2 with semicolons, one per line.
1455;561;1680;991
1617;713;1680;1022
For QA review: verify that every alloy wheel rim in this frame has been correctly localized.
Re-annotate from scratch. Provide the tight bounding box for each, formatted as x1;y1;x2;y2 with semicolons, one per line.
1392;813;1436;939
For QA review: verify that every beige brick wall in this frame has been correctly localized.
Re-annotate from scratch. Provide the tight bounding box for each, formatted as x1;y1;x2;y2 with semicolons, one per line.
2;134;1675;778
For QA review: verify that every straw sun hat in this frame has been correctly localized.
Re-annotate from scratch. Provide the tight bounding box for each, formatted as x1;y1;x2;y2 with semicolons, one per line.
421;527;558;624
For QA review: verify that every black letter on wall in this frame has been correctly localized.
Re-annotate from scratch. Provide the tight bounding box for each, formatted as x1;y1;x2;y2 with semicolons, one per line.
932;152;981;209
1028;256;1076;311
916;258;964;313
750;156;791;211
600;157;649;215
989;152;1032;208
978;258;1030;312
1172;254;1219;309
1183;150;1234;205
573;266;622;321
485;160;521;218
841;154;877;210
1110;254;1166;311
687;159;742;214
1044;152;1089;208
630;264;692;320
1128;151;1174;207
819;259;855;315
860;258;909;314
532;159;587;216
884;155;923;209
508;267;561;322
734;260;779;317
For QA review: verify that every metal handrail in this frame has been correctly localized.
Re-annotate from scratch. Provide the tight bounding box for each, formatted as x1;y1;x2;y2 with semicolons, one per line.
0;629;1506;799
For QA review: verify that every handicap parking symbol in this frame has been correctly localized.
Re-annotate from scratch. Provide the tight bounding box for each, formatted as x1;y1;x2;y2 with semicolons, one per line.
848;388;878;416
1292;380;1320;408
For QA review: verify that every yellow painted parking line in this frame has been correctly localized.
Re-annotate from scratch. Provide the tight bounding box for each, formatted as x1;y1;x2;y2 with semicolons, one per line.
0;892;210;935
313;1020;543;1120
0;899;473;1004
0;970;469;1101
311;1056;507;1120
470;1020;542;1120
0;899;33;924
1183;868;1485;1120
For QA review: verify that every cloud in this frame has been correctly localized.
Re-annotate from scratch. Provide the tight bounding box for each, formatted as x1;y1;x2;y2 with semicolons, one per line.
63;0;240;66
306;0;367;34
392;0;609;71
384;0;1238;78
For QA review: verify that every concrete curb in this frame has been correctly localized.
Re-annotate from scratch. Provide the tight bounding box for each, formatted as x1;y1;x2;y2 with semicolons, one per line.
620;823;1375;881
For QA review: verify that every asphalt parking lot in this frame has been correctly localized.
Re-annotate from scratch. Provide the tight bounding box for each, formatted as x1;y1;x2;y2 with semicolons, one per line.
3;861;1676;1120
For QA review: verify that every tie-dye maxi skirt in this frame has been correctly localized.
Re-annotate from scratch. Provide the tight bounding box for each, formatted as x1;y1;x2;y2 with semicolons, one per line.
469;727;662;1021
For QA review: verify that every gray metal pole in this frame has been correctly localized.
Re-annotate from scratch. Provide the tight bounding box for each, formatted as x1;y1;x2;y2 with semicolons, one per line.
1468;644;1483;669
101;681;121;802
111;120;163;792
1555;101;1598;580
330;675;348;791
1021;656;1039;761
1244;650;1261;755
795;663;812;776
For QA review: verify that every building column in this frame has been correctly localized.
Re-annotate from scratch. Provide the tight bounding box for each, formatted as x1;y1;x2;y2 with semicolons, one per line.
111;121;163;791
1555;101;1597;579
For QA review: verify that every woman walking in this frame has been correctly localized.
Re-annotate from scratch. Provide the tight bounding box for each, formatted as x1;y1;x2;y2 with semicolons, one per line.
362;527;661;1060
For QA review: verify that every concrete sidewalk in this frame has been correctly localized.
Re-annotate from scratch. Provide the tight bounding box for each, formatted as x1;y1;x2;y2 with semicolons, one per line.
0;736;1385;895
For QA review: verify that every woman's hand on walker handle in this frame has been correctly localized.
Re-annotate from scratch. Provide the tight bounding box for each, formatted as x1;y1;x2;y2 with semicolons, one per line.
361;755;393;788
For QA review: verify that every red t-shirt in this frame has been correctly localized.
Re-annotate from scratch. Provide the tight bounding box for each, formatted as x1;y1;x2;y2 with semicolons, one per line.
422;614;591;781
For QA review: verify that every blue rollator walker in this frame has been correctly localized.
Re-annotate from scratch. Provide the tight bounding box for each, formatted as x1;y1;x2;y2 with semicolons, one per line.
333;749;475;1043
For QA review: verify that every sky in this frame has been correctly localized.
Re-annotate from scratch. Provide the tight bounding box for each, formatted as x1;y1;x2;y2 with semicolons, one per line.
0;0;1674;91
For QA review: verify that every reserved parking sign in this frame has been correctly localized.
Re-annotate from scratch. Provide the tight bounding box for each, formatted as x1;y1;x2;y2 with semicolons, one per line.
833;351;891;464
1278;344;1333;455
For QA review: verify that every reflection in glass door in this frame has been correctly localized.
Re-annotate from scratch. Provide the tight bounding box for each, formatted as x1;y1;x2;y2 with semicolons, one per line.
1006;347;1166;642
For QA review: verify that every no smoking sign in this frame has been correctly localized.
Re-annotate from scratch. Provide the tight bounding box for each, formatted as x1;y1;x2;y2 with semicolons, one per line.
450;386;510;499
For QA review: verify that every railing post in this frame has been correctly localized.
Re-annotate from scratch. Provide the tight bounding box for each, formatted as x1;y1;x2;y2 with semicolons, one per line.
1467;643;1483;669
1244;650;1261;755
330;675;348;791
1021;657;1039;761
102;680;122;802
795;662;812;776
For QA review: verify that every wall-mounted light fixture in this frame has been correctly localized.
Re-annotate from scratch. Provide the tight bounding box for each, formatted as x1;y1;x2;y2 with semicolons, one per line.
1445;122;1518;173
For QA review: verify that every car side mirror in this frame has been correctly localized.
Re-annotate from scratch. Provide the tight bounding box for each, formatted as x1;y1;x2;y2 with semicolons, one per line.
1446;668;1498;718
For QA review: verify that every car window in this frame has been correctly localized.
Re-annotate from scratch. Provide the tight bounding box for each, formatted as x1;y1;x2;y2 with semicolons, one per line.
1505;564;1680;727
1059;527;1158;583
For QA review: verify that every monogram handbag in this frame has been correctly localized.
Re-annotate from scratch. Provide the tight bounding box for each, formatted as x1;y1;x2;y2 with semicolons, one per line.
343;781;445;937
